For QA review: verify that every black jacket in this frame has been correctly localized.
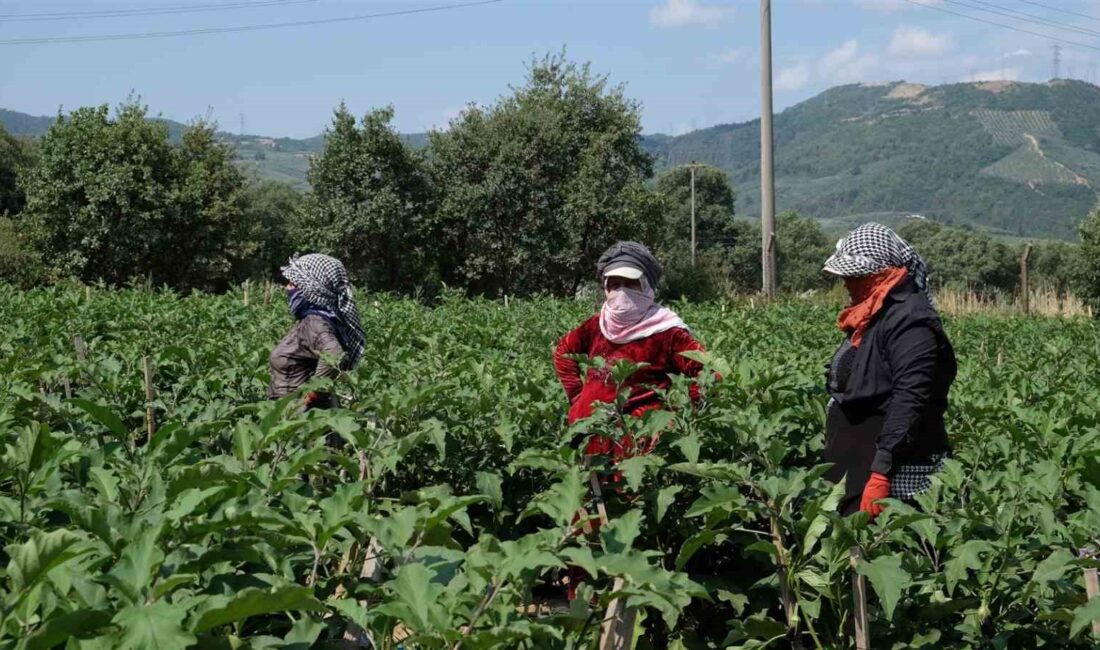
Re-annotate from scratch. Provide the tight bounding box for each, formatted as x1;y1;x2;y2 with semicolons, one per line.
824;278;956;480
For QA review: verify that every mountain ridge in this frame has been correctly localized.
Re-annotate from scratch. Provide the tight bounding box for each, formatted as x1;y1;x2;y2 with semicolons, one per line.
5;79;1097;239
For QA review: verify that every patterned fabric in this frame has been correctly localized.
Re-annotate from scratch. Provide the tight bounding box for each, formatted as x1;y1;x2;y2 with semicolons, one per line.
824;223;934;305
281;254;365;371
891;453;946;499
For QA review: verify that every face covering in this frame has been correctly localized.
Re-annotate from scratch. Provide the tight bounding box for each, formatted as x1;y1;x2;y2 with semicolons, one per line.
598;282;687;344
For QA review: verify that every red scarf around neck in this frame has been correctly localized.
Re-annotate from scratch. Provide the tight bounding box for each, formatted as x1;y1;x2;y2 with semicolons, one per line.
837;267;908;347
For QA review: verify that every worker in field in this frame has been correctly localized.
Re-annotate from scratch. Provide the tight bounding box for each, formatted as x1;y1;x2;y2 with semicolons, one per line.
268;253;366;411
553;241;708;598
554;240;707;455
822;223;957;519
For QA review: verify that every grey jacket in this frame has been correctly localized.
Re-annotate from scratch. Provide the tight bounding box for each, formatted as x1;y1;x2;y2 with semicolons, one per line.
267;315;345;401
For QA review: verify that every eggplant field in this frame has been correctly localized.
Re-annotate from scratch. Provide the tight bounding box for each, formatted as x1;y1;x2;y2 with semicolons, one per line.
3;285;1100;649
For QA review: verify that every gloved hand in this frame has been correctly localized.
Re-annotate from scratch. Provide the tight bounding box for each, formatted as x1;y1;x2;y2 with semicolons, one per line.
859;472;891;518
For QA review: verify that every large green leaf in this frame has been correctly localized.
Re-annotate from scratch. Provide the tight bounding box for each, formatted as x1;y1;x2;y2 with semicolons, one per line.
192;584;325;633
7;530;90;596
68;399;129;438
856;553;910;620
112;601;196;650
25;608;112;650
376;563;449;634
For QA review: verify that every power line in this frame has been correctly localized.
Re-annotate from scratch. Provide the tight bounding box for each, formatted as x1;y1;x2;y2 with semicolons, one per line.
945;0;1100;40
0;0;317;22
1015;0;1100;25
901;0;1100;53
0;0;503;46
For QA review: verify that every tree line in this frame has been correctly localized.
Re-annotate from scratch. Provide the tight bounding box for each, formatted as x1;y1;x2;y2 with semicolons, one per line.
0;54;1097;307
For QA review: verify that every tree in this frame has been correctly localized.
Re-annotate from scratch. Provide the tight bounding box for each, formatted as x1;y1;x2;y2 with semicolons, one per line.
896;219;1017;292
293;104;434;292
20;102;249;290
239;180;303;281
655;164;737;253
0;124;31;217
775;212;832;291
1075;206;1100;312
160;121;251;289
428;53;666;297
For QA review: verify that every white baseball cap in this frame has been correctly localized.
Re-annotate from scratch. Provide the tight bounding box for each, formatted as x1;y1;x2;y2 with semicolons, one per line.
603;265;644;280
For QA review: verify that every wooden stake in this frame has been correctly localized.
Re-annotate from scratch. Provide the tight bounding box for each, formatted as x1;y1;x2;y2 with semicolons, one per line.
84;285;91;302
243;281;250;307
142;356;156;440
263;282;272;306
851;547;870;650
1087;569;1100;637
340;536;384;649
72;335;88;361
588;471;637;650
1020;243;1032;316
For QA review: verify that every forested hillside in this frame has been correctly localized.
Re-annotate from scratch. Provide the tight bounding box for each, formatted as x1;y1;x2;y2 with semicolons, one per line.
646;80;1100;239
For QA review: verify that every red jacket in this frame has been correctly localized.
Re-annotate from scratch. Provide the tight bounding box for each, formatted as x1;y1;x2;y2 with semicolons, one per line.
553;315;706;425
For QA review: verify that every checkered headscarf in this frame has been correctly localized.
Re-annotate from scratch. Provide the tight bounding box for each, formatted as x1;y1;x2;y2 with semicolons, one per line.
823;223;933;304
281;253;365;370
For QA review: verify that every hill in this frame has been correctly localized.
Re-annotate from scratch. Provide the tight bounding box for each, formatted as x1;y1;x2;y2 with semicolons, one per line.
645;79;1100;239
6;80;1100;237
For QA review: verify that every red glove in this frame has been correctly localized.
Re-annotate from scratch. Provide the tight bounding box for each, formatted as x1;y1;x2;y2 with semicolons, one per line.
859;472;891;518
304;392;321;408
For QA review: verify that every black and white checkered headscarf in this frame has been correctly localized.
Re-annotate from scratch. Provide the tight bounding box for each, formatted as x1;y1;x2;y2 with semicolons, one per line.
823;223;934;304
282;253;365;370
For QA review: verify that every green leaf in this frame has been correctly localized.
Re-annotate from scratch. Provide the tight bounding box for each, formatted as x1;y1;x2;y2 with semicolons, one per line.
87;467;119;503
944;540;994;593
104;525;164;605
68;398;129;437
193;584;325;633
601;509;644;555
7;529;89;596
856;553;910;619
378;563;449;633
520;467;586;527
25;609;112;650
112;601;197;650
1071;596;1100;638
1031;548;1074;586
475;471;503;511
616;454;664;492
655;485;682;524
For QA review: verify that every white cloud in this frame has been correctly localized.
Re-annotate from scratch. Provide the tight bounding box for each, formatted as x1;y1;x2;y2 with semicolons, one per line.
965;67;1021;82
887;26;950;58
650;0;728;28
820;40;878;83
1007;49;1031;57
775;63;810;92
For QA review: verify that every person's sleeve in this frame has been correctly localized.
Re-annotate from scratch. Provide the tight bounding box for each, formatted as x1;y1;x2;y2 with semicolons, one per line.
305;317;346;381
669;328;712;402
872;319;939;475
553;322;589;403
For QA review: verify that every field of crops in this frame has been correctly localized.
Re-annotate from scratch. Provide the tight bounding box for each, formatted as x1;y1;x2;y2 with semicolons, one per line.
2;285;1100;649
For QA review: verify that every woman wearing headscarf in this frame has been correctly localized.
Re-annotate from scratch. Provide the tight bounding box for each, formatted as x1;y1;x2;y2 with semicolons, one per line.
268;253;366;410
553;241;706;465
822;223;957;518
554;241;707;600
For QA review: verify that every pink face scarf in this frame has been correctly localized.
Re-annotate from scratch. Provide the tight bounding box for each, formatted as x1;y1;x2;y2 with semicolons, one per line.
598;280;687;344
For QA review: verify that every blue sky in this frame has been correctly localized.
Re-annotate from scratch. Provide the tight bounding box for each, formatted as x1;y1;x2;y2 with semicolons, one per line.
1;0;1096;138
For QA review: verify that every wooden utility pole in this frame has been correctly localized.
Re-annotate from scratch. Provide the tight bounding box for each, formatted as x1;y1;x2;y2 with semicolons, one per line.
760;0;778;297
1020;243;1032;315
690;162;697;267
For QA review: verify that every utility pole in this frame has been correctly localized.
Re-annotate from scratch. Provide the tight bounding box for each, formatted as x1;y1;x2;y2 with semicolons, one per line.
690;162;697;267
760;0;777;297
